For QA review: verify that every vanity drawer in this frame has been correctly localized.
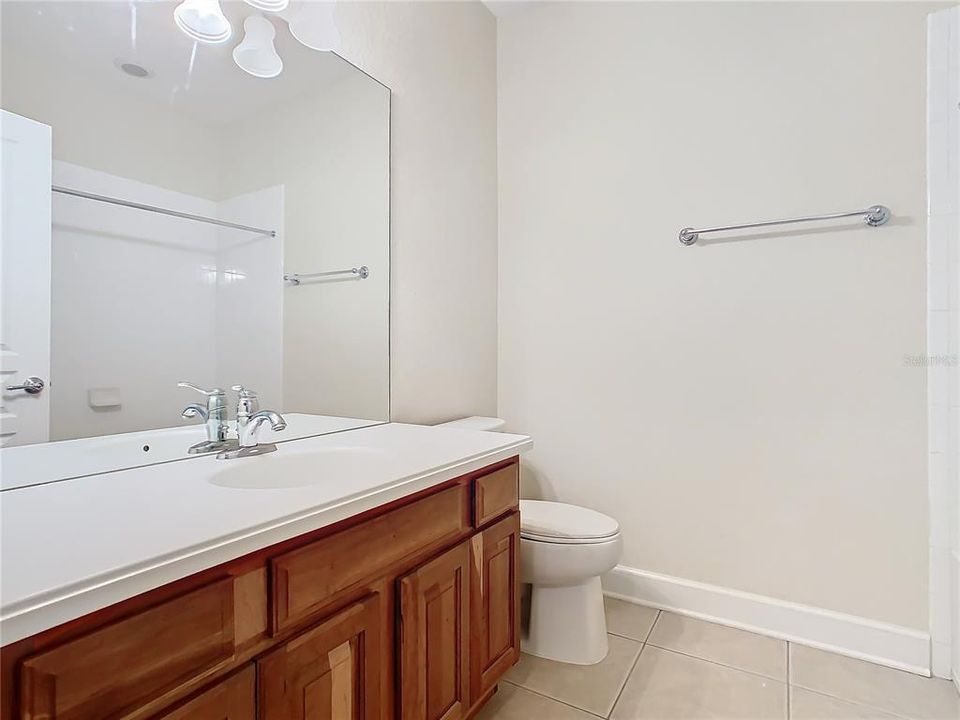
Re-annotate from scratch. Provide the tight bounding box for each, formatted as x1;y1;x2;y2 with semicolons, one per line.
19;577;236;720
271;484;471;633
473;463;519;528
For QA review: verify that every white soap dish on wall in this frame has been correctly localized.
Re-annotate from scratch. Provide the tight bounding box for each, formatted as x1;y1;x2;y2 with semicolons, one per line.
88;387;121;410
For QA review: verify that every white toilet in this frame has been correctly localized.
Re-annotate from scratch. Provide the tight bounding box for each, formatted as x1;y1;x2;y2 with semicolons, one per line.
519;500;622;665
436;416;623;666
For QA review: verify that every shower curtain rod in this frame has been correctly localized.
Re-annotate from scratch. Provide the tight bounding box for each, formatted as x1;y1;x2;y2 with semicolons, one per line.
51;185;277;237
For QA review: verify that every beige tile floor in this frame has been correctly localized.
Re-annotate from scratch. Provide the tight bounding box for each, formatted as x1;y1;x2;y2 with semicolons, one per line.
476;597;960;720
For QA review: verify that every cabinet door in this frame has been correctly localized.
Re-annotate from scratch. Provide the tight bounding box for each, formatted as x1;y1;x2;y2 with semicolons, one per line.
470;513;520;702
259;594;381;720
158;666;255;720
398;541;470;720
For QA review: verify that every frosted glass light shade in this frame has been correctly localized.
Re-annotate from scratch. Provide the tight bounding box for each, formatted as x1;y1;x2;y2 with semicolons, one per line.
243;0;289;12
174;0;232;44
279;1;340;52
233;15;283;78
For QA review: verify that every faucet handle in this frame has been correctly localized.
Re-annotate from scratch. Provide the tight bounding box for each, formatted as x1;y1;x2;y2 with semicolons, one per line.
232;385;260;416
178;382;226;397
231;384;257;398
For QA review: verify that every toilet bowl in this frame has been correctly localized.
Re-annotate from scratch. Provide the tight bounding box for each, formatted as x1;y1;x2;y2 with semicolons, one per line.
435;418;623;665
520;500;622;665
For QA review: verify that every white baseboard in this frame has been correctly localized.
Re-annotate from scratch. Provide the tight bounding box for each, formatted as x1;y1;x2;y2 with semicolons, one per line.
603;565;931;677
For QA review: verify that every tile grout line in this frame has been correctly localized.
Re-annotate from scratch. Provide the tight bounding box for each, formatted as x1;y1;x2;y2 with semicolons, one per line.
606;645;645;719
786;685;916;720
786;641;791;719
499;678;606;719
605;611;659;719
643;644;789;685
607;609;662;644
640;607;789;684
643;609;662;644
787;644;936;720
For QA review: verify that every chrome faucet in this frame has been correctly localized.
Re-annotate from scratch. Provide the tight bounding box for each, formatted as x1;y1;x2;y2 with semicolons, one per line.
178;382;236;455
217;385;286;459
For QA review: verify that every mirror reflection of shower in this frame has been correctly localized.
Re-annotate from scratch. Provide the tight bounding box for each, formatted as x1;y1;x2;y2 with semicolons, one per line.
0;0;390;442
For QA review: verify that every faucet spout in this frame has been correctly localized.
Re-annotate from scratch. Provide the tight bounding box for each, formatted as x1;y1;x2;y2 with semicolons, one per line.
181;404;208;422
249;410;287;433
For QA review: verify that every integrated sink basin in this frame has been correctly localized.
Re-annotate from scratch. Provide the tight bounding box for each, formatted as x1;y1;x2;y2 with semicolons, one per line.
209;446;396;489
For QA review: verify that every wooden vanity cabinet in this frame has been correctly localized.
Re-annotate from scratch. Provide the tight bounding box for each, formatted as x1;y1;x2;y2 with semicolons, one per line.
259;594;382;720
17;577;243;720
399;541;471;720
4;457;520;720
470;514;521;702
156;667;256;720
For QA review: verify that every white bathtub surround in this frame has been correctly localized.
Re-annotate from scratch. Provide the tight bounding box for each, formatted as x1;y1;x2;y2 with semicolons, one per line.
927;5;960;687
0;422;532;645
499;0;937;667
214;185;284;413
49;162;283;440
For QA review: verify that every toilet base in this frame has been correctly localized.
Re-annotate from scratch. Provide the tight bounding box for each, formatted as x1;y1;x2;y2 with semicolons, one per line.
521;576;608;665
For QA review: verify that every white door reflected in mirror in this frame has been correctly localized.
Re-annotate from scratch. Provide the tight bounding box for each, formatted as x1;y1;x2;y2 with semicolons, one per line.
0;111;52;447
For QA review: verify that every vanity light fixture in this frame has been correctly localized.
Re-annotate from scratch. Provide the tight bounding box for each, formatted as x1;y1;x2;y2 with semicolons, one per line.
174;0;232;44
233;15;283;78
279;1;340;51
243;0;289;12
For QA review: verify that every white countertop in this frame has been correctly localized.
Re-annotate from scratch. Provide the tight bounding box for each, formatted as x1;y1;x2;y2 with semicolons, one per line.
0;423;532;645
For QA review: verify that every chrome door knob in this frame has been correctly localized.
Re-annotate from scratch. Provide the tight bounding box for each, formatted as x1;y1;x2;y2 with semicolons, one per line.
6;376;45;394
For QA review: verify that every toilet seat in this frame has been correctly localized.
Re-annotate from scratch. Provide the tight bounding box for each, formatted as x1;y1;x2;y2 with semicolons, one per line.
520;500;620;545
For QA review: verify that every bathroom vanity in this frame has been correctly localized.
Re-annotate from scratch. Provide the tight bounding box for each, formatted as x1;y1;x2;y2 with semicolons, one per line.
0;424;532;720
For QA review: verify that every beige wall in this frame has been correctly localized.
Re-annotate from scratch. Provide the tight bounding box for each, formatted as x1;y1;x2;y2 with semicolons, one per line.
335;1;499;424
498;1;940;630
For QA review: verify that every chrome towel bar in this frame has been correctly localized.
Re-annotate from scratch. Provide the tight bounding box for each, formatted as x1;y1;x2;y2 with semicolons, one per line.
284;266;370;285
679;204;891;245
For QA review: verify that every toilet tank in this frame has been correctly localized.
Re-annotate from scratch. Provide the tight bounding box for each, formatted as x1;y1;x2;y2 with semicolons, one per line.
435;416;506;432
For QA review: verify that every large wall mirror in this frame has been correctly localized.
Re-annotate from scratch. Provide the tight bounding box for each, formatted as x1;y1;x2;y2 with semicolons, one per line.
0;1;390;486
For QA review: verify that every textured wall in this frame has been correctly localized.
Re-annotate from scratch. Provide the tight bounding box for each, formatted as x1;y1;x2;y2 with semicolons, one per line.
336;2;499;424
499;1;940;630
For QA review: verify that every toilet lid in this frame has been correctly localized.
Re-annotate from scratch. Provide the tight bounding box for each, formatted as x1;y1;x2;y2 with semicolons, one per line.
520;500;620;543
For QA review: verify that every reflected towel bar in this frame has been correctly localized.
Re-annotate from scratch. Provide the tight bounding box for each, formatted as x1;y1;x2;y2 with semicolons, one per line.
51;185;277;237
678;204;891;245
284;266;370;285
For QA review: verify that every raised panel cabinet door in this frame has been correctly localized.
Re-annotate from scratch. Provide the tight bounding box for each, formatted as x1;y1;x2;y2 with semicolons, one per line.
258;594;382;720
157;666;255;720
470;513;520;702
398;541;470;720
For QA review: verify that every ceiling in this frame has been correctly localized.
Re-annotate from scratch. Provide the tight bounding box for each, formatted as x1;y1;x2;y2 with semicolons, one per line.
0;1;365;127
